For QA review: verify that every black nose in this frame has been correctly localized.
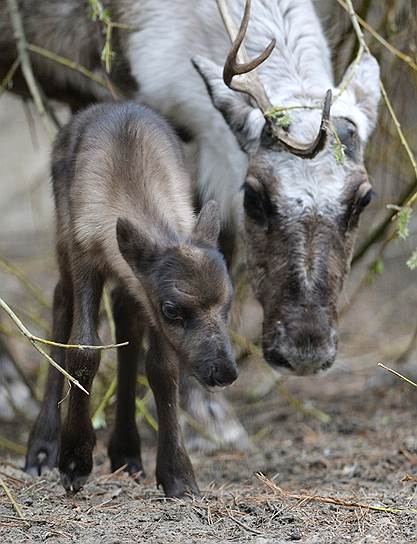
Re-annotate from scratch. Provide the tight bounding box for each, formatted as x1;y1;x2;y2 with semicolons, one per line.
210;359;238;386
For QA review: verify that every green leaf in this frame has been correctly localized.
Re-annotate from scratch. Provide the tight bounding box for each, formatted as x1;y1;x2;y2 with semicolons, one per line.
371;258;384;275
276;113;291;129
407;249;417;270
397;206;412;240
332;141;346;164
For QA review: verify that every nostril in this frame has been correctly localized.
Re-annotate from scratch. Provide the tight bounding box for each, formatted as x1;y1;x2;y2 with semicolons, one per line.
268;351;293;370
229;361;239;382
210;360;238;386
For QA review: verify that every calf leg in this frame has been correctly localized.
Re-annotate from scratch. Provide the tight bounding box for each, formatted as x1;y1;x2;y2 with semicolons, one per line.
146;331;199;498
25;277;73;475
58;264;103;493
108;285;145;477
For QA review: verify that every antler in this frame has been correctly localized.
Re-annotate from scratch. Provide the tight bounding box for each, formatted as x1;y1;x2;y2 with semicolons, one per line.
216;0;332;159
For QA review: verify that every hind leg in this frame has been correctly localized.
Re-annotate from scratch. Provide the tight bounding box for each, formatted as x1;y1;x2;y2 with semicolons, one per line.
25;275;73;476
108;285;145;478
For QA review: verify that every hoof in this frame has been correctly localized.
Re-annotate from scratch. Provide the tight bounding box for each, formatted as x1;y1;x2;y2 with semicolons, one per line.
110;456;145;481
59;457;91;495
25;438;59;477
108;433;144;481
157;474;200;499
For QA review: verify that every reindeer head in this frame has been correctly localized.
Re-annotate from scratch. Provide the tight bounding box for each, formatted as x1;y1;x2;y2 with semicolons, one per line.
193;0;380;375
116;200;238;387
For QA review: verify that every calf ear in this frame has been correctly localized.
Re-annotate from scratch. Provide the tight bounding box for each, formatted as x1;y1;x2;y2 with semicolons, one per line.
192;200;221;248
116;217;158;274
192;55;265;154
336;53;381;142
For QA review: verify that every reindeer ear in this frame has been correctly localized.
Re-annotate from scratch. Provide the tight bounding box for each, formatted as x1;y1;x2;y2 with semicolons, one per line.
192;200;221;248
116;217;159;274
336;53;380;142
192;55;265;154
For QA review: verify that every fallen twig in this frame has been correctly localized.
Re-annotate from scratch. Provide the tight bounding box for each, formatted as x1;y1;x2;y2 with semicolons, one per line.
378;362;417;388
0;478;26;523
256;473;417;514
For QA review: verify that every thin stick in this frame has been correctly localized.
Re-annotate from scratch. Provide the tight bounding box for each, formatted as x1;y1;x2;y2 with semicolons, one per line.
275;381;331;424
102;286;116;342
29;335;127;351
343;0;417;264
0;334;37;401
0;436;26;456
378;363;417;388
0;58;20;97
135;397;158;432
257;472;417;514
92;377;116;428
228;512;263;536
230;329;331;423
0;478;26;522
344;0;417;192
0;297;88;395
0;255;51;309
337;0;417;73
6;0;55;137
27;44;109;90
0;296;127;351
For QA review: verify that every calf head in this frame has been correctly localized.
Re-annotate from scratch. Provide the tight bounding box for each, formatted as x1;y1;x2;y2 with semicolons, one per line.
117;200;237;387
193;1;380;375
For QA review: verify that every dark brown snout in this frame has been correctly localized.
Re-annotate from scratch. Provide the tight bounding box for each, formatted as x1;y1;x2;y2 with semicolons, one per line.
192;339;238;388
263;319;337;376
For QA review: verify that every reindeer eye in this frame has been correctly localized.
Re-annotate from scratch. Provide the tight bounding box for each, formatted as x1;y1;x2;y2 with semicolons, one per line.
359;189;373;208
161;302;183;323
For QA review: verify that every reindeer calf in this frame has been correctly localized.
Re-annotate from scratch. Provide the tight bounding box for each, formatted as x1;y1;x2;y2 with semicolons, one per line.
27;102;237;497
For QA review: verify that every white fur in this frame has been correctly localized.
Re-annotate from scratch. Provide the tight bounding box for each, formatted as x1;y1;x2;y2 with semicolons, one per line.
119;0;380;220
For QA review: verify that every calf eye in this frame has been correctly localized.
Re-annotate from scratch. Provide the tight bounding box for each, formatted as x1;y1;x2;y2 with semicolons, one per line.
161;301;183;323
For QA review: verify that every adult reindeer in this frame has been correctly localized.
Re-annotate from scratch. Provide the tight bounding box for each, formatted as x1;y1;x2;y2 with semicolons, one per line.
0;0;380;464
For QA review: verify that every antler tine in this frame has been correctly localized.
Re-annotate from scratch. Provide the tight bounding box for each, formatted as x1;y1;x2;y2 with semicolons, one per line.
216;0;332;159
270;89;333;159
217;0;276;112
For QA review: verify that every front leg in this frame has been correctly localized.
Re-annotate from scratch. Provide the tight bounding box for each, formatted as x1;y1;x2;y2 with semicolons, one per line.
58;266;103;494
25;278;73;475
146;331;199;498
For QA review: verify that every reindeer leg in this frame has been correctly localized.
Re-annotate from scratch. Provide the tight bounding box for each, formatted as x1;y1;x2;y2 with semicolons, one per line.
25;276;73;476
108;285;145;478
58;264;103;494
146;330;199;498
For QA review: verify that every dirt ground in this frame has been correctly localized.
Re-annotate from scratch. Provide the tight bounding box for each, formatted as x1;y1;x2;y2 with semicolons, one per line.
1;358;417;544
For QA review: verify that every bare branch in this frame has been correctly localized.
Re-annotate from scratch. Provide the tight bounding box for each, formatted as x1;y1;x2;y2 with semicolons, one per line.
6;0;56;137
